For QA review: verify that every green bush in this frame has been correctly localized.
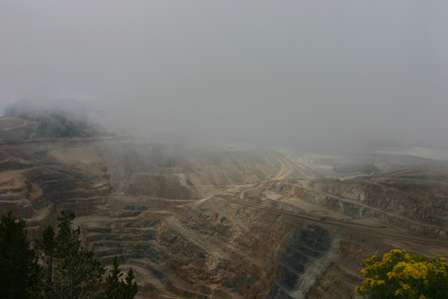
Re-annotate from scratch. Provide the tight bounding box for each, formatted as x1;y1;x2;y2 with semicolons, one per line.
358;249;448;299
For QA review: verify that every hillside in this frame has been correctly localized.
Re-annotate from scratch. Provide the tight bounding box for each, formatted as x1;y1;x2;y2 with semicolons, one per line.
0;116;447;298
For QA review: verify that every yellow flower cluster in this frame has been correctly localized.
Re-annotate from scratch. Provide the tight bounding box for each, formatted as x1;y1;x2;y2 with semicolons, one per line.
357;249;448;299
389;261;430;280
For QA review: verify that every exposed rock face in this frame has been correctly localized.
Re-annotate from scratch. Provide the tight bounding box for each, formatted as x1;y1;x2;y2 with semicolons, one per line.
1;116;448;298
307;171;448;238
269;225;332;299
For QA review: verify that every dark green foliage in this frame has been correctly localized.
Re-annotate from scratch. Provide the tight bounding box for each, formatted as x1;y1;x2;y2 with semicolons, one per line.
104;258;138;299
0;213;40;299
39;226;56;284
38;212;105;299
0;211;138;299
124;269;138;298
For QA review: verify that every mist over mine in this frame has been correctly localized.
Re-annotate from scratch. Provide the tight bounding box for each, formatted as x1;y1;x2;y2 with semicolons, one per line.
1;1;448;299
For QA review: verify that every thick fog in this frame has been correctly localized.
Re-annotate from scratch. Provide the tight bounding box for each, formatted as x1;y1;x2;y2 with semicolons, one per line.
1;1;447;152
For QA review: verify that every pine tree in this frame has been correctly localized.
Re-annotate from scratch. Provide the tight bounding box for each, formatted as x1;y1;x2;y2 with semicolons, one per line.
1;211;139;299
104;257;138;299
0;212;40;299
104;257;123;299
47;211;105;299
123;268;138;299
39;226;56;284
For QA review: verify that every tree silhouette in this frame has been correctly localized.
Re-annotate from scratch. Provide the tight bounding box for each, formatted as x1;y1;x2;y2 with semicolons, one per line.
104;257;138;299
0;213;40;299
0;211;139;299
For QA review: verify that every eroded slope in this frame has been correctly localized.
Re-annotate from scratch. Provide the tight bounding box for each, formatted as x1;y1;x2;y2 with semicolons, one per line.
1;118;448;298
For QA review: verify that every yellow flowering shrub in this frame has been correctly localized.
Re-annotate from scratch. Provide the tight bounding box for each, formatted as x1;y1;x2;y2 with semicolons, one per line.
357;249;448;299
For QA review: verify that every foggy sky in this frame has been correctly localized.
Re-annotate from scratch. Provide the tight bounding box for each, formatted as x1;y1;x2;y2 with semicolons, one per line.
1;1;447;152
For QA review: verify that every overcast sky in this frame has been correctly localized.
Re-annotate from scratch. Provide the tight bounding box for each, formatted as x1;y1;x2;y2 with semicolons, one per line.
0;1;447;152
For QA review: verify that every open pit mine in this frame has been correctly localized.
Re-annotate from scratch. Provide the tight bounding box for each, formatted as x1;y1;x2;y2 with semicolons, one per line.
1;115;448;299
